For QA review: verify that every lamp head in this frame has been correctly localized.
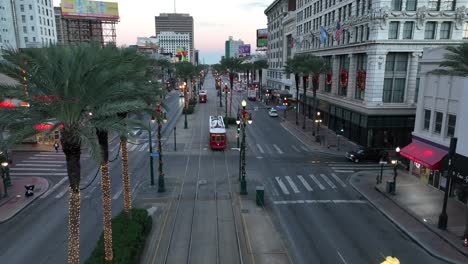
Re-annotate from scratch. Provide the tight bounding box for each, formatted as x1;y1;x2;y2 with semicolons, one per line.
151;116;156;123
241;100;247;107
247;119;253;125
317;111;321;116
1;161;8;167
391;160;397;165
396;146;400;153
236;120;241;125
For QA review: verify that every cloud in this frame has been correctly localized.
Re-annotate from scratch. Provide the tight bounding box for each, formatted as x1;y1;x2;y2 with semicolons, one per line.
238;1;269;10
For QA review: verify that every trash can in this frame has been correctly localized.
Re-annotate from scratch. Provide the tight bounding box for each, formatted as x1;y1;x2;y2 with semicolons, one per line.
386;181;395;194
256;186;265;206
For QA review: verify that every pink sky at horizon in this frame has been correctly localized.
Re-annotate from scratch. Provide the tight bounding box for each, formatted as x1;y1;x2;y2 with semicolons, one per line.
53;0;269;63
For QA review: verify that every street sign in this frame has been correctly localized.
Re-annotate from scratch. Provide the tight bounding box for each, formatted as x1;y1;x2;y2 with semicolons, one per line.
276;105;287;110
150;152;159;157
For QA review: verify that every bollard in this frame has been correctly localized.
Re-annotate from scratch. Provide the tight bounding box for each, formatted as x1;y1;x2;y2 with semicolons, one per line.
256;186;265;206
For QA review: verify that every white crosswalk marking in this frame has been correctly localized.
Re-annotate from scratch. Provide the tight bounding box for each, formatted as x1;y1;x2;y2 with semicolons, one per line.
129;144;139;151
25;160;66;163
301;146;310;152
330;173;347;187
112;189;123;200
334;170;355;173
285;176;299;193
10;172;68;176
55;186;69;199
34;154;64;157
273;144;284;154
320;174;337;189
16;164;62;167
297;175;313;191
275;177;290;195
10;168;65;171
256;144;265;154
291;145;300;152
310;174;325;190
140;143;149;151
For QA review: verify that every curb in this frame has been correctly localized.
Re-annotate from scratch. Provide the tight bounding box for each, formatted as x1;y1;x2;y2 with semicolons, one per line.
374;183;468;259
0;177;50;223
349;172;464;264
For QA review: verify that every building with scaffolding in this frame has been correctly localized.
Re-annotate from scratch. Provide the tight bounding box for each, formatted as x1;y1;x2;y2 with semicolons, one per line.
54;0;118;45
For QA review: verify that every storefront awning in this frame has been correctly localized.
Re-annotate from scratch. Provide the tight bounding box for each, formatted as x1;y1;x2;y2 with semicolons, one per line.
400;139;447;170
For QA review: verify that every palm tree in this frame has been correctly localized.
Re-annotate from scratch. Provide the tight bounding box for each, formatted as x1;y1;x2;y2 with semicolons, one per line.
175;61;195;129
300;55;326;133
0;43;130;264
435;43;468;76
253;59;268;100
220;57;243;117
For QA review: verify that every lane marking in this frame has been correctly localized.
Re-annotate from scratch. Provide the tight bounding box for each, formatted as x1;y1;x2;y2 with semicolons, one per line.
24;160;66;163
291;145;300;152
84;186;97;199
300;146;310;152
337;251;348;264
256;144;265;154
273;144;284;154
112;188;123;200
273;200;368;205
33;154;65;157
320;174;337;189
310;174;325;190
40;177;68;199
330;167;392;171
16;164;63;167
10;168;66;171
275;177;290;195
140;142;149;151
129;144;139;151
285;176;299;193
297;175;313;192
55;186;69;199
331;173;347;187
333;170;355;173
28;157;58;160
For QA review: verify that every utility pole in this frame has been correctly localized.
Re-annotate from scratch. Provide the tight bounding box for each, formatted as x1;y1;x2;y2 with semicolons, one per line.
438;137;457;230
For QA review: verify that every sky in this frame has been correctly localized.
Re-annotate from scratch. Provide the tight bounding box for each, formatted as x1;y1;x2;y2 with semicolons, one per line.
53;0;270;64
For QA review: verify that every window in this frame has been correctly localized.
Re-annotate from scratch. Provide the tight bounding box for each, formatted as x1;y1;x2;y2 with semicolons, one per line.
406;0;417;11
31;26;35;32
21;15;26;23
441;0;456;11
425;22;436;39
24;37;28;43
446;114;456;137
23;26;27;33
20;4;24;12
388;22;399;39
424;110;431;130
415;78;420;103
464;22;468;38
33;37;36;42
403;22;414;39
428;0;440;10
391;0;402;11
29;4;32;10
357;0;361;16
30;15;33;21
383;53;408;103
434;112;443;134
440;22;451;39
355;54;367;100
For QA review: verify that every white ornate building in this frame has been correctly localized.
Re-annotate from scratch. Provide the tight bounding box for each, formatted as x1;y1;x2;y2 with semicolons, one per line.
294;0;468;148
157;31;190;61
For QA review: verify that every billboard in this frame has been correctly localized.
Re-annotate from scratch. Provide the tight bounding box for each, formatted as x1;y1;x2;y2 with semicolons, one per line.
61;0;119;20
257;28;268;48
239;44;251;56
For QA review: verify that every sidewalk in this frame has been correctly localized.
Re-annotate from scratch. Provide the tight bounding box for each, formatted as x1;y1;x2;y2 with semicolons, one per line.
267;98;468;263
0;176;49;223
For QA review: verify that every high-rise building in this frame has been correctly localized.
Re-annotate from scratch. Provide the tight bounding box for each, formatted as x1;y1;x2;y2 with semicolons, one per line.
291;0;467;149
0;0;17;52
158;31;190;61
224;36;244;58
155;13;194;62
0;0;57;51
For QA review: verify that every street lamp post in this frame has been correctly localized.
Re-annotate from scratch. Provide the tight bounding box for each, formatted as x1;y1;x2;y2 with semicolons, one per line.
148;118;156;186
1;161;9;197
239;100;252;195
183;82;188;129
315;112;322;143
438;137;458;230
391;147;400;195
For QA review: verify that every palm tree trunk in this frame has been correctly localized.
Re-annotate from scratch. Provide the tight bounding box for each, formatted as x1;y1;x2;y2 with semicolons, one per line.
61;131;81;264
229;73;234;117
312;80;318;137
120;137;132;215
295;75;300;126
302;75;308;130
97;130;113;262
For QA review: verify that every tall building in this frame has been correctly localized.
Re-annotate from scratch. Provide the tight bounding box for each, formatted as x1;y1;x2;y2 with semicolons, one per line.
264;0;297;93
0;0;57;51
155;13;194;62
293;0;467;149
0;0;17;52
158;31;190;61
224;36;244;58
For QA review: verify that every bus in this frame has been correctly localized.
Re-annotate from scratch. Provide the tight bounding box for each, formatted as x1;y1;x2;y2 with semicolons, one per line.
209;116;227;150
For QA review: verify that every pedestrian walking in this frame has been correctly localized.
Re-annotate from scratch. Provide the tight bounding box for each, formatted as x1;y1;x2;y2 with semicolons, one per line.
54;142;59;153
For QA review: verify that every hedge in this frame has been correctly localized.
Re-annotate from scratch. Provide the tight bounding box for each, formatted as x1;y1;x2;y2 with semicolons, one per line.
188;98;197;106
85;208;152;264
182;105;195;114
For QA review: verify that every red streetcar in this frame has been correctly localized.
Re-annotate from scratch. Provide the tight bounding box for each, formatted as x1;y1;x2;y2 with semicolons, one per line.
199;90;207;103
209;116;227;150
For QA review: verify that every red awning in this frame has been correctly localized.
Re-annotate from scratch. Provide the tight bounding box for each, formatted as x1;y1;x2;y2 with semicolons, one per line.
400;139;447;170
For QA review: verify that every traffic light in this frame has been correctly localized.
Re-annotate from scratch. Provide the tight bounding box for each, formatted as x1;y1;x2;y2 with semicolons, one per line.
339;128;344;134
293;104;297;110
237;124;241;133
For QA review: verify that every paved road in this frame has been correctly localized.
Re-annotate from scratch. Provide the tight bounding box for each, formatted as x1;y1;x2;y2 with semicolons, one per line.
242;97;449;263
0;91;183;264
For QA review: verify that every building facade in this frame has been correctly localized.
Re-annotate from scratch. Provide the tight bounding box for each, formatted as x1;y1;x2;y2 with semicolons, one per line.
401;47;468;203
224;36;244;58
295;0;467;149
0;0;56;51
157;31;190;61
155;13;194;63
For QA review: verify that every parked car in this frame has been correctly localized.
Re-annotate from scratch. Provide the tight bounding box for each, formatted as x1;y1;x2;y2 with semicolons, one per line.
179;92;184;97
129;127;142;137
346;148;388;163
268;108;278;117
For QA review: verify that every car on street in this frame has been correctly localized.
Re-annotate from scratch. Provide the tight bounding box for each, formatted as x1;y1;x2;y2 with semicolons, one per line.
346;148;388;163
179;91;184;97
268;108;278;117
129;127;143;137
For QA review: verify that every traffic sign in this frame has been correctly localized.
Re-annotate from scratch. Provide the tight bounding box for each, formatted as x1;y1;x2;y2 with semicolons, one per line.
150;152;159;157
276;105;287;110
